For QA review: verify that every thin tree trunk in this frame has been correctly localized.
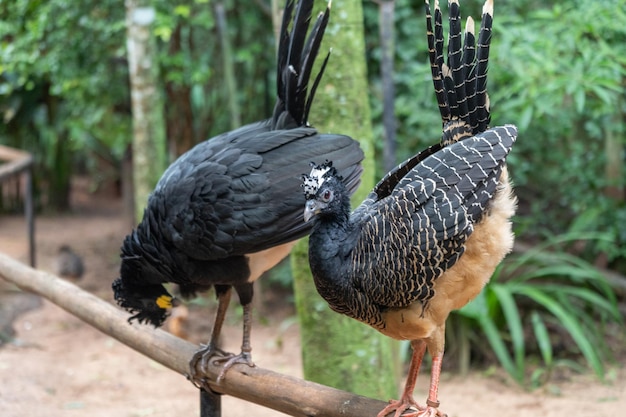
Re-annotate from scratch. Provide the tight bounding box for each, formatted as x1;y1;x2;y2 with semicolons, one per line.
42;80;71;212
379;0;397;172
214;1;241;129
121;144;135;231
165;23;195;158
125;1;167;223
286;0;399;400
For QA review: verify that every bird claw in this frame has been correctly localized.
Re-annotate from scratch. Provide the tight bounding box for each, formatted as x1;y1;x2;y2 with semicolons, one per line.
213;351;255;382
188;344;255;385
377;398;446;417
188;343;235;383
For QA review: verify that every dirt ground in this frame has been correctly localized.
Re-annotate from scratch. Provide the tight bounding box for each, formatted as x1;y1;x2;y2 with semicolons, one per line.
0;183;625;417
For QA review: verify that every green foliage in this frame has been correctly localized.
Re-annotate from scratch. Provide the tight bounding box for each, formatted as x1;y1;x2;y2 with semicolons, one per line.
454;232;623;386
0;0;129;208
152;0;274;144
490;1;626;244
0;0;276;209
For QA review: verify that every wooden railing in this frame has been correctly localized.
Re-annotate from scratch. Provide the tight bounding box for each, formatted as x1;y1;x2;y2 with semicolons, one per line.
0;252;388;417
0;145;35;266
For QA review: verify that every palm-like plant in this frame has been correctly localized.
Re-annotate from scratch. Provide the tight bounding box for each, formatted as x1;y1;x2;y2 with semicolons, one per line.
451;232;623;386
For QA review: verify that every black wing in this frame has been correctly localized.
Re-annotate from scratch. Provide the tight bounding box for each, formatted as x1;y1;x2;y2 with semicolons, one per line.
152;124;363;260
348;125;516;309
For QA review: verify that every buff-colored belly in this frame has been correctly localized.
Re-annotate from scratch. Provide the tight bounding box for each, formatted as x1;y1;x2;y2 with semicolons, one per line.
381;169;516;341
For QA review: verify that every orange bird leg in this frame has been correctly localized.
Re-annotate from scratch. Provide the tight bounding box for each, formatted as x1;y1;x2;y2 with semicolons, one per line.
423;350;446;417
378;339;447;417
377;340;427;417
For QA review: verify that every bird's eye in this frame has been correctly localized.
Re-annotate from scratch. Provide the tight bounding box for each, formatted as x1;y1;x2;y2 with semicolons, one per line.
321;189;332;202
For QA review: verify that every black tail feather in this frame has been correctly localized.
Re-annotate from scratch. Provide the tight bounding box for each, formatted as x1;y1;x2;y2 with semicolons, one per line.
463;16;477;127
304;49;331;122
273;0;331;128
448;0;469;121
475;0;493;132
284;0;314;115
425;0;449;123
425;0;493;142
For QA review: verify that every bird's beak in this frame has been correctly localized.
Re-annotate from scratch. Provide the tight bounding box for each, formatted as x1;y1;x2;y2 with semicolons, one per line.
304;200;319;222
156;295;180;309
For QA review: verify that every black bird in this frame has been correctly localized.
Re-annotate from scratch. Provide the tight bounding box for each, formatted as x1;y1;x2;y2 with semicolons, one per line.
302;1;516;416
113;0;363;383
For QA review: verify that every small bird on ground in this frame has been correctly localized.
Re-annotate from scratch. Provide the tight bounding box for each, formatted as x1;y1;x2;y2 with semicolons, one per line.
302;1;517;416
56;245;84;281
112;0;363;384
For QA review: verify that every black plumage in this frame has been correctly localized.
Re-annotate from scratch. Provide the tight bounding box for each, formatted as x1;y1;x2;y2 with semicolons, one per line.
113;0;363;383
303;1;516;416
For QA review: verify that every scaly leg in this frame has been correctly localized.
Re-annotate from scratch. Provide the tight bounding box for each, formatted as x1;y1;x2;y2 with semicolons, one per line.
189;286;234;382
378;340;427;417
377;340;446;417
423;351;445;417
213;302;255;382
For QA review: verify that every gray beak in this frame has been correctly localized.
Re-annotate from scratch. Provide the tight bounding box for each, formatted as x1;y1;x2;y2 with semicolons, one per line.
304;200;319;222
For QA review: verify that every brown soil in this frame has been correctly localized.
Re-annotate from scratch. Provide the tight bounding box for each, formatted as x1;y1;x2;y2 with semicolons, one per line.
0;183;624;417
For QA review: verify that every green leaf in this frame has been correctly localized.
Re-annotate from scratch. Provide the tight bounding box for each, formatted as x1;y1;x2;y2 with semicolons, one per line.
460;290;523;383
530;311;553;367
174;5;190;18
539;284;620;321
491;284;525;374
477;313;522;383
514;286;605;379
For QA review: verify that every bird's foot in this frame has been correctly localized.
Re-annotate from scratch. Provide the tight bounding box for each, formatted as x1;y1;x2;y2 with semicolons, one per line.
213;351;255;382
377;398;446;417
188;343;235;384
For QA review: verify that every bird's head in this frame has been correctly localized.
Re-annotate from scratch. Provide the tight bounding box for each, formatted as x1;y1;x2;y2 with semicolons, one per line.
302;160;348;222
113;227;181;327
112;278;179;327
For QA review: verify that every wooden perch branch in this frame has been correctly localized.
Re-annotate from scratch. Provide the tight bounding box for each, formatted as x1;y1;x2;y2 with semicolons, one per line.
0;145;33;178
0;252;388;417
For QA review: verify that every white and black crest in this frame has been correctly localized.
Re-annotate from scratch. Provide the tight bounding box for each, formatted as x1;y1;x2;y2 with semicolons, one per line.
302;160;336;199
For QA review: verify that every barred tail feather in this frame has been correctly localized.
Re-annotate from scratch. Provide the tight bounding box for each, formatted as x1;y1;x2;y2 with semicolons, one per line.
475;0;493;132
425;0;494;144
425;0;449;123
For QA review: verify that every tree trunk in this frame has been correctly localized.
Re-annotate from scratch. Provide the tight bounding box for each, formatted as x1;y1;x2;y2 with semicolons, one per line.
165;23;195;158
214;1;241;130
379;0;397;173
287;0;399;400
42;80;71;212
121;144;135;231
125;1;167;223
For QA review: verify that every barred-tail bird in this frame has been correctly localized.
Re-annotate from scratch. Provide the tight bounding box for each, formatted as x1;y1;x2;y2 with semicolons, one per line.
302;1;516;416
112;0;363;384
